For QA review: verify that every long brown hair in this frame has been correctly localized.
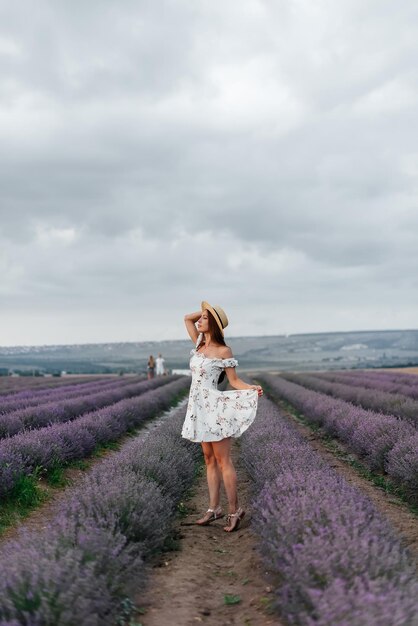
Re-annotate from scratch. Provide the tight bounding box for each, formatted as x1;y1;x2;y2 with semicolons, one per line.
200;311;227;384
200;310;227;348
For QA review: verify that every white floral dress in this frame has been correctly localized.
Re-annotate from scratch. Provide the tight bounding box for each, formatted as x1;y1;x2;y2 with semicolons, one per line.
181;335;258;442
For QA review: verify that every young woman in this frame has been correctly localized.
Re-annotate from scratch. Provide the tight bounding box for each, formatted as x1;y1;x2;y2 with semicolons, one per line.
182;301;263;532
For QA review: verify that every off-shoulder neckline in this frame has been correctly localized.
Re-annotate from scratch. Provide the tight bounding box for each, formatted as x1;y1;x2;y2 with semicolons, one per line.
191;348;235;362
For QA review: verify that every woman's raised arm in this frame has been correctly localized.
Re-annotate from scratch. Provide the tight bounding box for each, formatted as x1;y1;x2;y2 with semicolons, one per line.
184;311;201;344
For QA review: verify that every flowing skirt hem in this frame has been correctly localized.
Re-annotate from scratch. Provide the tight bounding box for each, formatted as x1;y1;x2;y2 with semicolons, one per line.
181;419;254;442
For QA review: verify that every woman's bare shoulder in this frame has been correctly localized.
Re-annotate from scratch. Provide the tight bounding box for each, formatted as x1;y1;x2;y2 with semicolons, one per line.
218;345;233;359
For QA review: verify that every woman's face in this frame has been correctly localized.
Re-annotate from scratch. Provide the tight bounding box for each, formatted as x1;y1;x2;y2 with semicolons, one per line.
197;310;210;333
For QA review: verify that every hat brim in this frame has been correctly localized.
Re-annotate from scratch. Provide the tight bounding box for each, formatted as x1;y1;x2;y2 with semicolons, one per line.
201;301;227;335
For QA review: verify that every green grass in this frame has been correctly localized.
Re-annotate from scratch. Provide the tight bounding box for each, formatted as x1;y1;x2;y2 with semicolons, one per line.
176;500;189;517
161;527;182;553
258;596;274;611
0;473;49;536
256;377;418;517
116;597;145;626
45;466;70;488
224;594;241;605
71;459;89;470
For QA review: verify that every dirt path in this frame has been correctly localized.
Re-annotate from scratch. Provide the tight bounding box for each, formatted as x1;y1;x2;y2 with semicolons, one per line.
273;399;418;562
137;444;280;626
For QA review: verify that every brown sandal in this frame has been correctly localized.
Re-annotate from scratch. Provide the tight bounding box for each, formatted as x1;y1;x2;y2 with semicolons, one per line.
196;506;224;526
224;507;245;532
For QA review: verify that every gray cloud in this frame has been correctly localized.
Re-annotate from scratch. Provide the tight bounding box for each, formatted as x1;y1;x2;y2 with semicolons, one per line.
1;0;418;344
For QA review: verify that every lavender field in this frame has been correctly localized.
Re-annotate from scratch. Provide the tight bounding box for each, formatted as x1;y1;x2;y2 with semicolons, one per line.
0;402;200;624
258;371;418;504
0;375;190;499
1;371;417;625
0;375;107;395
241;395;418;625
0;373;196;623
239;370;418;624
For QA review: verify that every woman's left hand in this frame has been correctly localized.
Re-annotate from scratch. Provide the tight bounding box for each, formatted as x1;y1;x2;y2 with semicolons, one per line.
249;384;263;397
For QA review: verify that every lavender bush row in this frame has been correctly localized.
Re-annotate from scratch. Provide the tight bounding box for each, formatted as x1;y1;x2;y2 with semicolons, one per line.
0;376;111;403
313;371;418;401
281;372;418;426
0;376;104;396
0;376;175;439
0;376;190;498
0;376;146;414
346;369;418;388
258;374;418;500
0;403;200;625
240;396;418;625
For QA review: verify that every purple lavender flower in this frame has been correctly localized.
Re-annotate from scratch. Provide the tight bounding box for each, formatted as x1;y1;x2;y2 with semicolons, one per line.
0;403;198;624
0;377;190;498
282;372;418;425
0;376;176;439
259;374;418;500
241;395;418;625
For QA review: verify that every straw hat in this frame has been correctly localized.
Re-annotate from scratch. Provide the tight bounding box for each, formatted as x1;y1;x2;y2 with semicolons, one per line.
201;301;229;335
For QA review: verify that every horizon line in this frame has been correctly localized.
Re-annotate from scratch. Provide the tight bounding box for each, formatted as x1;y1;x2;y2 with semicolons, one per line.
1;327;418;350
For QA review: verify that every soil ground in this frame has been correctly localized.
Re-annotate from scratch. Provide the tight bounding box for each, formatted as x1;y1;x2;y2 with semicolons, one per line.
137;444;281;626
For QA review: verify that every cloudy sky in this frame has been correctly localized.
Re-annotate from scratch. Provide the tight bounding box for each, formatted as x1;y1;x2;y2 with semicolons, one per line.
1;0;417;346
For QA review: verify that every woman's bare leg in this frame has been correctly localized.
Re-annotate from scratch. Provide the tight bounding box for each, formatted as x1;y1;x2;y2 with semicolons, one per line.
212;438;238;513
196;442;222;524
